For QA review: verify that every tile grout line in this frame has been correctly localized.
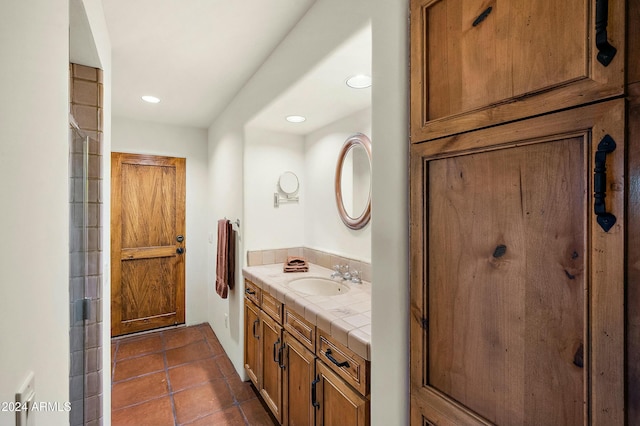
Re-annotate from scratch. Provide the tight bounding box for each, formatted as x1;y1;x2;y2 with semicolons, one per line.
160;330;180;426
111;324;277;425
111;340;118;384
111;394;169;413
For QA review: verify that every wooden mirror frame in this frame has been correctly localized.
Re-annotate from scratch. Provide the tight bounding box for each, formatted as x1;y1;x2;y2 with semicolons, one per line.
335;133;372;230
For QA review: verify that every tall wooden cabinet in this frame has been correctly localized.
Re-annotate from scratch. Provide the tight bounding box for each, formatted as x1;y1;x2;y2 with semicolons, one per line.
410;0;631;424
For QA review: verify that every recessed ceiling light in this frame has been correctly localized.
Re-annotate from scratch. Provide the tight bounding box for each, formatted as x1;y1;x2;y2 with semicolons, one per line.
141;95;160;103
286;115;306;123
346;74;372;89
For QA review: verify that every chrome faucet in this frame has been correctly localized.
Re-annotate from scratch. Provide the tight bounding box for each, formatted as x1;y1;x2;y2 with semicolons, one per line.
331;264;362;284
349;270;362;284
331;264;350;280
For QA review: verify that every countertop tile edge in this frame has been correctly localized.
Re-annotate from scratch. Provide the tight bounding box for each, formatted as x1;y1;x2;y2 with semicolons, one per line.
242;263;371;360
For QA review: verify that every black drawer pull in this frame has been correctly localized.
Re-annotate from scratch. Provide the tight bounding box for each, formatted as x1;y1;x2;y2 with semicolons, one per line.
324;348;350;368
245;288;256;295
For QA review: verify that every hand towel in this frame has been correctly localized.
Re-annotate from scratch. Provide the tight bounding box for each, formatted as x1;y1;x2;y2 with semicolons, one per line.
283;256;309;273
216;219;235;298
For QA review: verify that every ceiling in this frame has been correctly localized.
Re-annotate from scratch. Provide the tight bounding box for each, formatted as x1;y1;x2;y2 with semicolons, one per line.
247;25;371;135
101;0;371;133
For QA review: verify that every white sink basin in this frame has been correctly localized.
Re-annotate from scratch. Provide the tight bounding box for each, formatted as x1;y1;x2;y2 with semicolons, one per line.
287;278;350;296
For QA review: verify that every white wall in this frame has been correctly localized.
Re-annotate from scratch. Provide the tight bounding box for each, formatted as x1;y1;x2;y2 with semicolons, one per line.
207;127;246;376
304;108;371;262
207;0;371;380
0;1;70;425
112;116;210;326
370;0;409;424
244;107;371;263
206;1;409;423
244;127;305;251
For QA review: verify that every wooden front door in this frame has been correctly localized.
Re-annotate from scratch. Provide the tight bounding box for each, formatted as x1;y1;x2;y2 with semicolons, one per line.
410;100;624;425
111;153;186;336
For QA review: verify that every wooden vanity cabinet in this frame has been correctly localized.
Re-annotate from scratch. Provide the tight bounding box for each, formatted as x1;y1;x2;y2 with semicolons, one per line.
315;360;369;426
244;279;371;425
410;0;625;142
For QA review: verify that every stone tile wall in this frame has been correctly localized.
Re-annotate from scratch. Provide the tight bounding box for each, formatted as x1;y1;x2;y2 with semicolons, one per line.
69;63;103;426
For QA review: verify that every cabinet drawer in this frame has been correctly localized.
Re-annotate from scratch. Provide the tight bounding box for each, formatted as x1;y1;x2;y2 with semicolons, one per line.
262;291;283;324
244;279;261;306
284;306;315;352
317;329;369;396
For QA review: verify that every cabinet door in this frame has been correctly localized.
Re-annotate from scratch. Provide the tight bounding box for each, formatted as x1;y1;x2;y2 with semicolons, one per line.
283;332;316;426
315;360;369;426
244;299;261;387
627;83;640;425
410;100;624;425
410;0;625;142
261;311;284;423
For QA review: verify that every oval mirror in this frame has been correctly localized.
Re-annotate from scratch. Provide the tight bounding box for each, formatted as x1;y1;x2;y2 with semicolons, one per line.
335;133;372;230
278;171;299;195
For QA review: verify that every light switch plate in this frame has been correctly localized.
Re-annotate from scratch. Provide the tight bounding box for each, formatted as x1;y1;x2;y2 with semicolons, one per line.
15;371;35;426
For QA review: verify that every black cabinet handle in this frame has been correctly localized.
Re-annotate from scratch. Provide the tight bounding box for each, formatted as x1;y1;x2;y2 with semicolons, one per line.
252;319;260;339
311;376;320;409
278;342;286;369
594;134;617;232
595;0;617;66
324;348;350;368
245;288;255;295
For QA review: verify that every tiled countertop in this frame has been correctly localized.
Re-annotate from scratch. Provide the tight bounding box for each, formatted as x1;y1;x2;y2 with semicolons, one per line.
242;263;371;360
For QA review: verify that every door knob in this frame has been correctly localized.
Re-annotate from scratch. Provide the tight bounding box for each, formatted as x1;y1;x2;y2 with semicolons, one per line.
176;247;184;254
176;235;184;243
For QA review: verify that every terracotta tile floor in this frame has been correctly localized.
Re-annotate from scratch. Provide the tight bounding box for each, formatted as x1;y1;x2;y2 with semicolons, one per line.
111;323;278;426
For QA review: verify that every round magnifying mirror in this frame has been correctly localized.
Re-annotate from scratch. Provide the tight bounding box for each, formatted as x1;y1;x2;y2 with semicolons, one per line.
278;171;299;196
335;133;372;230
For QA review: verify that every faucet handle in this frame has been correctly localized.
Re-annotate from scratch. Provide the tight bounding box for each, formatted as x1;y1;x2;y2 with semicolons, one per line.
330;265;342;278
350;270;362;283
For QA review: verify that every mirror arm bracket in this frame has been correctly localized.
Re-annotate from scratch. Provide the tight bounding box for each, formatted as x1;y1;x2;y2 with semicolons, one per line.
274;192;300;208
